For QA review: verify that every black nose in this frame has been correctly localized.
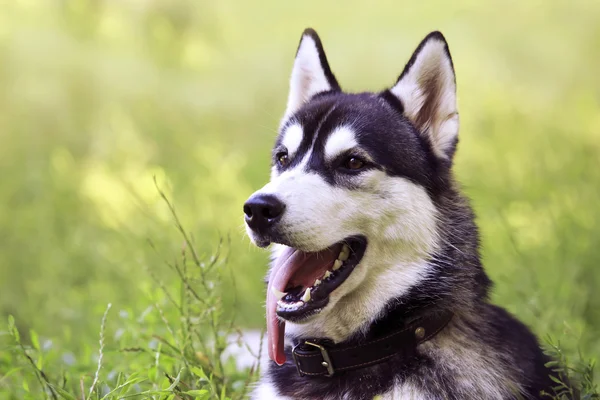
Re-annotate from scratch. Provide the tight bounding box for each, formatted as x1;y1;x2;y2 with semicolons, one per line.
244;194;285;234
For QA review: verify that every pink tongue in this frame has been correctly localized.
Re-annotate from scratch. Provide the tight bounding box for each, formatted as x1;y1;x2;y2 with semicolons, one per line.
266;246;338;365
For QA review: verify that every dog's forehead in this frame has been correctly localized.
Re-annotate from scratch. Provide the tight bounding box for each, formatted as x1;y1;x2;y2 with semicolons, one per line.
279;94;398;152
275;93;434;188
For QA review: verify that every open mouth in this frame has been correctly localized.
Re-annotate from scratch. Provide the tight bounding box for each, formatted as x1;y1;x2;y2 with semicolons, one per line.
266;235;367;365
274;236;367;321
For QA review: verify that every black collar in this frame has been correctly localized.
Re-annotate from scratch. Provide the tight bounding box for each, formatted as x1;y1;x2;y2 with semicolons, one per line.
290;310;453;377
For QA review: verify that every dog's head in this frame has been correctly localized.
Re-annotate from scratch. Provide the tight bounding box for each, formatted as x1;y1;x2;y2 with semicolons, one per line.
244;29;459;364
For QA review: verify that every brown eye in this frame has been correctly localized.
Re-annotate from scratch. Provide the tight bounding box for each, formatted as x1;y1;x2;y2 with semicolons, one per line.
344;156;365;170
277;152;289;167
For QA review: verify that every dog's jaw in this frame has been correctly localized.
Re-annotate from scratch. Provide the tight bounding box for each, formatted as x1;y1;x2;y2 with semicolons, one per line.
283;238;438;343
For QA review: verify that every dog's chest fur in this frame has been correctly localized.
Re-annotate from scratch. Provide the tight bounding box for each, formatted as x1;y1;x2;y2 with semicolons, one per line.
253;348;508;400
253;306;551;400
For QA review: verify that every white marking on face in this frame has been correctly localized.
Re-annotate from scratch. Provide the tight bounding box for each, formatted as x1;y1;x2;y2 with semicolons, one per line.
323;125;358;161
281;124;303;157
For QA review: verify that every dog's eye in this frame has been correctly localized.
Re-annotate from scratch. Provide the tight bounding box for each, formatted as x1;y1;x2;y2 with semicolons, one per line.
277;152;290;167
343;156;365;170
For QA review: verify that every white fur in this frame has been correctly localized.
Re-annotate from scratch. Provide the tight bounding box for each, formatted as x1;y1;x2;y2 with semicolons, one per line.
390;37;458;159
419;338;522;398
253;378;429;399
270;243;289;263
323;126;358;161
381;382;428;399
284;34;333;119
252;381;293;400
281;124;304;157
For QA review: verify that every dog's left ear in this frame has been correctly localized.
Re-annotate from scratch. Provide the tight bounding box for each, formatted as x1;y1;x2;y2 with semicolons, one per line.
283;28;341;118
389;32;459;161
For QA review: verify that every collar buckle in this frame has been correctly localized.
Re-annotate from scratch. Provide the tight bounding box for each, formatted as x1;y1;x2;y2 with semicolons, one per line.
292;340;335;377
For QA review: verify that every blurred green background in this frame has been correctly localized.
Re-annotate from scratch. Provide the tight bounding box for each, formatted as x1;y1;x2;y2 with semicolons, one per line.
1;0;599;386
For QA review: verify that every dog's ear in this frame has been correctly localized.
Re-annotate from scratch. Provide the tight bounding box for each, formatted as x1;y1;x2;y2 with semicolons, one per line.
389;32;459;161
284;28;341;118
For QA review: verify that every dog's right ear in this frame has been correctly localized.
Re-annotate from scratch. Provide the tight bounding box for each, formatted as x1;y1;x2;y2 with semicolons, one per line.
283;29;341;119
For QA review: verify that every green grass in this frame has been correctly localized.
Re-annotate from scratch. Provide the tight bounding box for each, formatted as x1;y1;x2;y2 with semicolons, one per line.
0;0;599;398
4;184;262;399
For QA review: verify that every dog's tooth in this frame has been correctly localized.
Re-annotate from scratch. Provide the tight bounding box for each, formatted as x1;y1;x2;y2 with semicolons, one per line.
314;279;321;286
271;286;287;300
339;245;350;261
324;271;331;279
333;259;343;271
302;288;311;302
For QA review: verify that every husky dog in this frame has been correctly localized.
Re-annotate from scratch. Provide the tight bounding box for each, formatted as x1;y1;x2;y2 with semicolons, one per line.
243;29;553;399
